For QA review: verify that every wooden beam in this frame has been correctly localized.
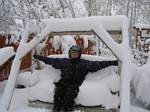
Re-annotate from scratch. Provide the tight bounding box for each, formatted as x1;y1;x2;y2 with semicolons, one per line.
49;30;122;36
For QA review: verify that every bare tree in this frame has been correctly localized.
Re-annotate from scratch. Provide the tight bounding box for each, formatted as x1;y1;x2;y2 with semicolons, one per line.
66;0;76;18
106;0;113;16
83;0;96;16
0;0;15;33
126;0;131;17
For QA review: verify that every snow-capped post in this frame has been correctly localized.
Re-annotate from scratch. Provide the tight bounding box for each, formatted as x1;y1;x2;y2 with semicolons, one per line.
119;16;131;112
0;22;32;111
92;16;131;112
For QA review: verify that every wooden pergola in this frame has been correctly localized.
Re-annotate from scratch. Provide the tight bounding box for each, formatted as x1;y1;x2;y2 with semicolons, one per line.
0;16;132;112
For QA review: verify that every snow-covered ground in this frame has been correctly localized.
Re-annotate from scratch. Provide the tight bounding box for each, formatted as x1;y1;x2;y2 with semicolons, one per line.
16;55;120;109
131;64;150;108
0;55;149;112
2;54;117;110
28;67;120;108
0;81;149;112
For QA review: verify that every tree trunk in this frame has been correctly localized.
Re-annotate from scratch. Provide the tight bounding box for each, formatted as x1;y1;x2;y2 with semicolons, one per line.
126;0;131;17
108;0;113;16
67;0;76;18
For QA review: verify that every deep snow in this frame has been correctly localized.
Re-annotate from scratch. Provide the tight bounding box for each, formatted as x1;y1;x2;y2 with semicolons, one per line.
0;54;150;112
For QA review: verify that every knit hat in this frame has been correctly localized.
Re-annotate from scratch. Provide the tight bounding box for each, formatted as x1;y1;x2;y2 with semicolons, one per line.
68;45;81;59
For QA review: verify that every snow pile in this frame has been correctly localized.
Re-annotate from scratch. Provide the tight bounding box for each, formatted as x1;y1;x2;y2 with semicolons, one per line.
76;74;120;108
132;64;150;108
28;54;119;109
0;47;15;66
28;69;119;109
17;72;32;87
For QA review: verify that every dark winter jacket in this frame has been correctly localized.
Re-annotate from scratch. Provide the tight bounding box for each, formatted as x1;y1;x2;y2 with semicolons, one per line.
35;55;118;86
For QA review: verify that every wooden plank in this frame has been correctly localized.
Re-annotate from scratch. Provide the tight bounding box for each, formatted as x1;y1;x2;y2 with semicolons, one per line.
49;31;121;36
28;100;118;112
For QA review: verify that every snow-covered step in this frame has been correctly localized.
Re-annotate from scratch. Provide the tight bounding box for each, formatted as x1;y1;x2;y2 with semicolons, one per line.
28;100;118;112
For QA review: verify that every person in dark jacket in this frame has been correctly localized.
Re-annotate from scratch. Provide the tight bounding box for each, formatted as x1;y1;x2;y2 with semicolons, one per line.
34;45;118;112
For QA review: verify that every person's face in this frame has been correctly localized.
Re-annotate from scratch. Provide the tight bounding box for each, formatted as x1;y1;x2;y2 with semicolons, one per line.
70;51;79;59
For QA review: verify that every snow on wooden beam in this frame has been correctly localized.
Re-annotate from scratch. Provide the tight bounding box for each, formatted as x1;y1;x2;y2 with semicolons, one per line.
49;30;121;36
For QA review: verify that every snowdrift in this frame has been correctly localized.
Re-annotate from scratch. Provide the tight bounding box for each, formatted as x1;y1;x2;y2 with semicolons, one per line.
132;64;150;108
28;55;120;109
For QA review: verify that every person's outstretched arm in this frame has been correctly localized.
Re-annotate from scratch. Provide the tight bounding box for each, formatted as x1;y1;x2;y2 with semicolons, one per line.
86;60;118;72
33;55;64;69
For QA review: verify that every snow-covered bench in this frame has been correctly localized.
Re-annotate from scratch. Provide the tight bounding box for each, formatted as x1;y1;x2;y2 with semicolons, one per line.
28;54;120;110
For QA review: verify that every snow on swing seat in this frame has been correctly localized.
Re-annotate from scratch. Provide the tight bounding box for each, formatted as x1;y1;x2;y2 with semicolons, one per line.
28;54;120;110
